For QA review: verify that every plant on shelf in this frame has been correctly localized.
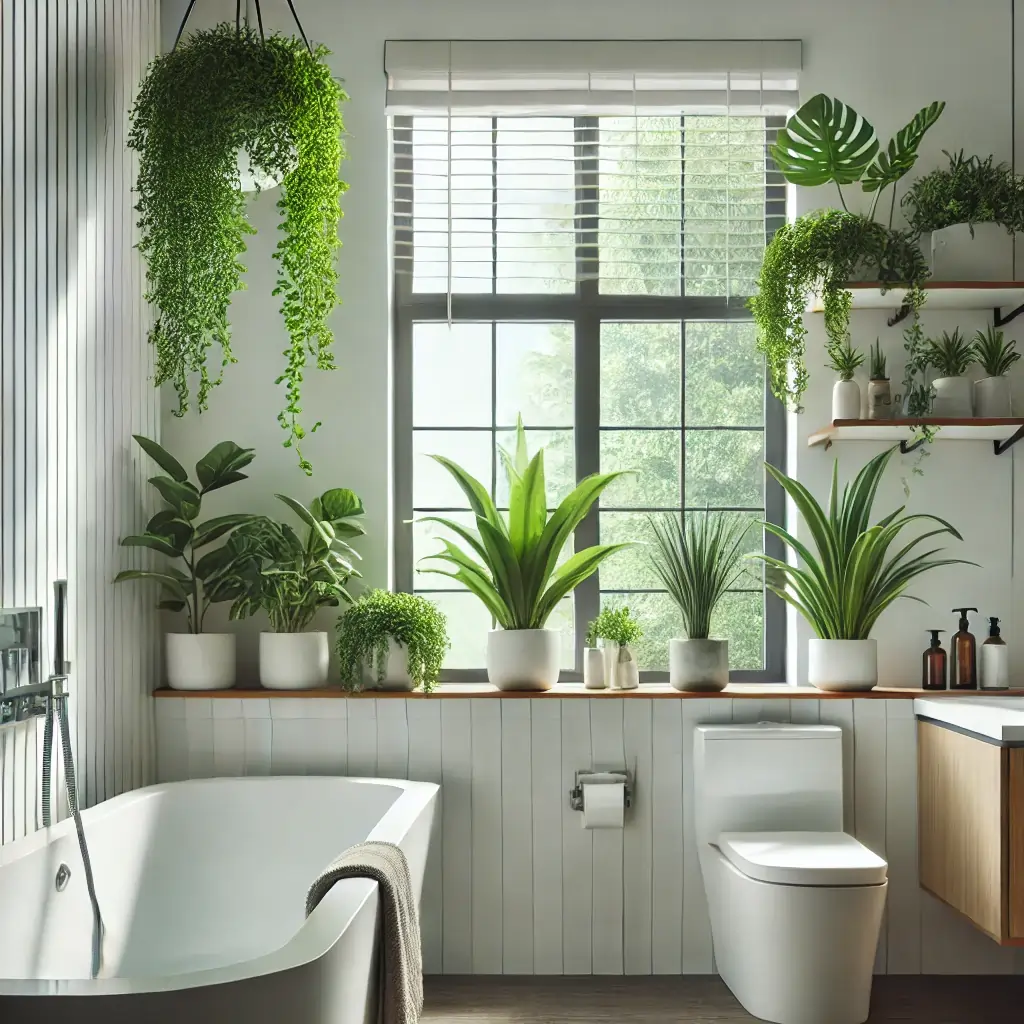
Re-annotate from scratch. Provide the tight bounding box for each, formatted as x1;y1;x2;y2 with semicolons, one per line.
926;328;976;418
419;416;630;691
585;605;643;690
826;337;864;421
867;338;892;421
973;326;1020;417
648;511;752;692
114;435;257;690
128;22;347;474
869;339;887;381
752;94;943;408
751;446;974;691
336;590;449;694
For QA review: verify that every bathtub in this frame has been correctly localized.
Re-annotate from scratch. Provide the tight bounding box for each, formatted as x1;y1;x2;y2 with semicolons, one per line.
0;776;438;1024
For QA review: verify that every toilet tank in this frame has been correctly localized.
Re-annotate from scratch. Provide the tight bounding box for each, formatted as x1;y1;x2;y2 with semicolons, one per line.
693;723;844;846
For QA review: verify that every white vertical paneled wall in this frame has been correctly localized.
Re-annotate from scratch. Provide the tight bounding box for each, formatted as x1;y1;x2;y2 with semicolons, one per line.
156;696;1024;976
0;1;161;844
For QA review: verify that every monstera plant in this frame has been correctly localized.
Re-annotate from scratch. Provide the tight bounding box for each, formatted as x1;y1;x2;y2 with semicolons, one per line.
751;95;944;408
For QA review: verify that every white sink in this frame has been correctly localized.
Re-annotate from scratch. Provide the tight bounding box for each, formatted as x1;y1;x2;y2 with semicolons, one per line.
914;695;1024;743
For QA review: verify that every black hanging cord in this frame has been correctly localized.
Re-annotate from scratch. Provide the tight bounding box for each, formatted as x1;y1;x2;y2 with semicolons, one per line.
235;0;242;32
284;0;313;53
254;0;265;42
172;0;200;49
173;0;310;53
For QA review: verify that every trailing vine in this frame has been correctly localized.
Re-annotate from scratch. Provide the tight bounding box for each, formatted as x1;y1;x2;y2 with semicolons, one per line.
129;23;347;473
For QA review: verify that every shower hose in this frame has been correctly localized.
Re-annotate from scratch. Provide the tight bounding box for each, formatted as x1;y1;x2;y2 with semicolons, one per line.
41;694;104;980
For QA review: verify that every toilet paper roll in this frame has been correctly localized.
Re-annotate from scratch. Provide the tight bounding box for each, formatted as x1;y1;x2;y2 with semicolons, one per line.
581;781;625;829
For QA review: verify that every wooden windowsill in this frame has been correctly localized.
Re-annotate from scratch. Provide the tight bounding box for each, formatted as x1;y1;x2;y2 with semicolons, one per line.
152;684;1024;700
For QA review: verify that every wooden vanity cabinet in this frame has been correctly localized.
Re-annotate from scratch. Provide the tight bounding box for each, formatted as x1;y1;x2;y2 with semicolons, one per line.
918;719;1024;944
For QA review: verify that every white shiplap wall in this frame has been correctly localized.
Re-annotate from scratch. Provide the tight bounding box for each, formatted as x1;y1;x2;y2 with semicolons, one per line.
156;696;1024;976
0;0;161;844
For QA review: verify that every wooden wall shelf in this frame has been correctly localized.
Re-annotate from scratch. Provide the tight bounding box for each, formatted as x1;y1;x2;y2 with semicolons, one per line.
808;419;1024;456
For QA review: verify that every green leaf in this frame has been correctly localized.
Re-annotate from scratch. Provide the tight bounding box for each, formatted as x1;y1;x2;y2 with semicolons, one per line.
113;569;188;599
149;476;201;520
535;544;631;628
771;94;879;187
121;533;185;559
428;454;507;536
157;598;187;612
192;514;257;548
133;434;188;482
315;487;365;524
195;441;256;493
862;101;945;193
145;510;193;551
507;449;547;562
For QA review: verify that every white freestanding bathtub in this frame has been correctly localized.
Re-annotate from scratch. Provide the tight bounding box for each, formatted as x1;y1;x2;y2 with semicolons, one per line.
0;776;437;1024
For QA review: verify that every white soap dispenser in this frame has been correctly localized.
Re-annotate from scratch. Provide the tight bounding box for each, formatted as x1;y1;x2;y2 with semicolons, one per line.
980;616;1010;690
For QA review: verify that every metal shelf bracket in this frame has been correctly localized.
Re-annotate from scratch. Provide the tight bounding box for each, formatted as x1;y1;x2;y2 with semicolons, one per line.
994;423;1024;455
899;437;927;455
994;302;1024;328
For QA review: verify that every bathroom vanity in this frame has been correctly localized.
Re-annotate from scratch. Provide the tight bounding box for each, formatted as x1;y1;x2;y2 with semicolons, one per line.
914;697;1024;945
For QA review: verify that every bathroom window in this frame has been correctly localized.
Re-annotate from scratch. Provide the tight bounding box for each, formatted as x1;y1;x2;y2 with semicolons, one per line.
392;114;787;681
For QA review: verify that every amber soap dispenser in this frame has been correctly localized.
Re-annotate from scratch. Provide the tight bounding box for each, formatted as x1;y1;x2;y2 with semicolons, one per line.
922;630;947;690
951;607;978;690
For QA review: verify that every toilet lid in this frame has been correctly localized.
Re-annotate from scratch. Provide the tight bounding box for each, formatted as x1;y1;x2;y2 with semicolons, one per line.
717;831;888;886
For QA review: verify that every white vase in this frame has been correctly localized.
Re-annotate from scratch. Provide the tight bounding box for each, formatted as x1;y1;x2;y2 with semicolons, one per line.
832;379;861;421
486;628;561;691
583;647;606;690
616;644;640;690
669;638;729;692
367;638;415;691
974;376;1013;418
931;376;973;417
866;379;892;420
259;631;329;690
930;223;1014;281
808;638;878;692
165;633;236;691
598;639;620;689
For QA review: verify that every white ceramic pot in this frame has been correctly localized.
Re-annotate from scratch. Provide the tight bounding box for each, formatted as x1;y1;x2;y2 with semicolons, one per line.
930;222;1014;281
669;638;729;692
367;638;415;691
486;628;560;691
259;631;329;690
598;639;621;689
832;379;861;421
583;647;606;690
808;638;878;692
616;644;640;690
974;375;1013;418
931;376;973;418
866;379;892;420
165;632;236;691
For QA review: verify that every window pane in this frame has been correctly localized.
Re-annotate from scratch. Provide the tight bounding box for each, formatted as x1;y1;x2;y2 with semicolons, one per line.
495;429;575;508
413;511;478;590
710;591;764;670
415;591;492;669
413;430;492;508
599;511;663;591
546;596;577;671
495;322;574;427
413;323;492;427
685;322;763;427
601;429;680;508
600;322;681;427
601;591;680;672
685;430;763;508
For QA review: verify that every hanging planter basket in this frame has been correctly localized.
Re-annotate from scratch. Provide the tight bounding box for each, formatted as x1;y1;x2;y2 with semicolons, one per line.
128;14;347;474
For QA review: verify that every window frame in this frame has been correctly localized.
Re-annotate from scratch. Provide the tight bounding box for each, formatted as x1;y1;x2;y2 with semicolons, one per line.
392;114;787;683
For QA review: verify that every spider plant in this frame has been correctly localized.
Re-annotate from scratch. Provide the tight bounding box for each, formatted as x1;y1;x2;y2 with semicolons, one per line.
750;447;974;639
926;328;975;378
974;326;1020;378
826;338;865;381
648;512;752;640
869;339;888;381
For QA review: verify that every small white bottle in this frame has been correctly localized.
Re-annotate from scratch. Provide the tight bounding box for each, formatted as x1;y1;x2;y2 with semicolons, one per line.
980;616;1010;690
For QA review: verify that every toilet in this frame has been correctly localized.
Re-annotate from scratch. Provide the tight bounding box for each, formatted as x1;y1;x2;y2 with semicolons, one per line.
694;723;887;1024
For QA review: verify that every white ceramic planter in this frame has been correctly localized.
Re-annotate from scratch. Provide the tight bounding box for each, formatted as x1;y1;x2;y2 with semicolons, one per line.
930;222;1014;281
165;633;236;691
486;628;560;691
866;379;892;420
583;647;606;690
599;639;620;690
259;631;329;690
669;638;729;692
974;375;1013;418
367;638;416;691
931;376;973;418
832;379;861;421
808;638;878;692
616;644;640;690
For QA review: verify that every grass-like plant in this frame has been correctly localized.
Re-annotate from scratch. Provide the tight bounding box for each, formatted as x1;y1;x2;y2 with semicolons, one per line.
419;418;630;629
336;590;449;693
128;24;347;474
926;328;975;378
585;606;643;648
826;338;864;381
974;326;1021;378
869;339;888;381
751;447;973;639
648;512;752;640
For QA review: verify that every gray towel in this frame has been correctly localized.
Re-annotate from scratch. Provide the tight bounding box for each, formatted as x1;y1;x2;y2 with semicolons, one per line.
306;840;423;1024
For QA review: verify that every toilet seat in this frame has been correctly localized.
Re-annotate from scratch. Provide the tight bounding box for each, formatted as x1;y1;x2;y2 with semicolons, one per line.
717;831;887;887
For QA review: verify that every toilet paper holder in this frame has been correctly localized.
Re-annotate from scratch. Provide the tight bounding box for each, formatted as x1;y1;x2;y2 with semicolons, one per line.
569;769;632;811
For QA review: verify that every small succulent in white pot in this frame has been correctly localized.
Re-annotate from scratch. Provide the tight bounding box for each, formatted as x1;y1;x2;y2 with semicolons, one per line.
827;338;864;421
866;338;892;420
972;326;1019;418
926;328;976;417
586;606;643;690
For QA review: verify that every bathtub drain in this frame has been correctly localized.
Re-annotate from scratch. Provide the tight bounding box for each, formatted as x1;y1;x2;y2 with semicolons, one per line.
55;863;71;891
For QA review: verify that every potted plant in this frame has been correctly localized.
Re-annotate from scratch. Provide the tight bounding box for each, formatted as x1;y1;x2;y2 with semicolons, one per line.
753;447;973;691
827;338;864;420
867;339;892;420
420;417;629;691
227;489;365;689
586;606;643;691
752;94;942;409
114;435;256;690
903;151;1024;281
128;23;347;475
649;511;751;692
582;620;607;690
336;590;449;693
973;326;1020;417
926;328;976;417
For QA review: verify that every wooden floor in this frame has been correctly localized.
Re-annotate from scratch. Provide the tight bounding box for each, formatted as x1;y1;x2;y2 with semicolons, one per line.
423;976;1024;1022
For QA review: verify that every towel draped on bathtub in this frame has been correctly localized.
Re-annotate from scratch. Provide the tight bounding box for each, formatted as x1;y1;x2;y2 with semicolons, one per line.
306;840;423;1024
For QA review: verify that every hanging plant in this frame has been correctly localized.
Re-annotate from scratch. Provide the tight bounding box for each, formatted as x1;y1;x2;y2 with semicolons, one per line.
128;22;347;474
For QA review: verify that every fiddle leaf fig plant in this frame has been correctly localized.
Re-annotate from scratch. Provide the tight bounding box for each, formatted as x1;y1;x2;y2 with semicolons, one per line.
114;435;257;633
128;23;347;474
